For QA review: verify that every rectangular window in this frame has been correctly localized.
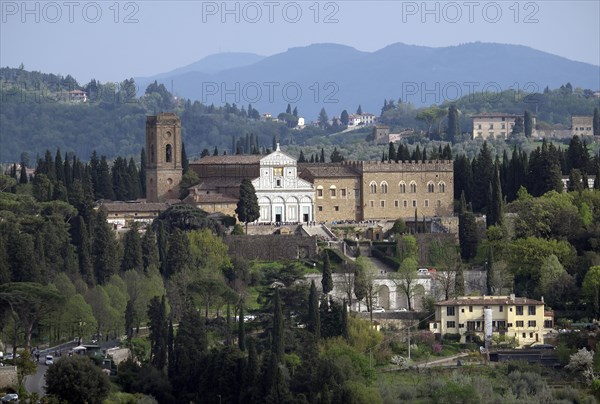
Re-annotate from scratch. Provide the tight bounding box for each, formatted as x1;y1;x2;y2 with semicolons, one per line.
380;200;385;208
528;320;536;327
516;306;523;315
276;179;281;187
469;306;473;312
394;200;399;207
446;307;455;316
330;189;336;197
273;167;283;176
497;321;506;330
446;321;456;328
412;200;417;207
424;200;429;207
334;206;339;211
508;323;513;327
459;323;464;328
544;320;553;328
341;188;347;197
528;306;536;315
318;206;323;211
317;189;323;197
370;200;374;208
403;200;408;207
516;321;524;327
499;306;503;312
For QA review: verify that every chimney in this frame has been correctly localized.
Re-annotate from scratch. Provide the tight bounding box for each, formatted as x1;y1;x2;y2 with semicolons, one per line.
510;293;515;302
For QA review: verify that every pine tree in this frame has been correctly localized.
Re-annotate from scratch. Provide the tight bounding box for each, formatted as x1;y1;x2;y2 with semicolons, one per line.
308;280;320;339
236;179;260;234
322;253;333;294
340;110;349;126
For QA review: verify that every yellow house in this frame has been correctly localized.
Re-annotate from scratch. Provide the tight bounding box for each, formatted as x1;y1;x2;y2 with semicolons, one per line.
429;295;554;347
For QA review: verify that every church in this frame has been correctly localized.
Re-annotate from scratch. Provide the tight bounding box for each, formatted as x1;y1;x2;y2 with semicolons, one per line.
103;112;454;229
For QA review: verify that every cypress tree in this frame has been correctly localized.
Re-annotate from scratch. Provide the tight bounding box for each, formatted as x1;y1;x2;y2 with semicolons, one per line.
524;110;533;137
455;264;465;296
236;179;260;234
594;164;600;190
126;158;141;200
147;295;168;371
308;280;320;339
96;156;114;200
54;149;64;184
91;210;119;284
298;150;306;163
447;104;460;143
141;226;160;272
341;299;349;339
271;289;284;362
140;148;147;197
19;163;28;184
238;304;246;351
121;224;143;272
181;142;189;174
321;252;333;295
486;246;494;295
320;148;325;163
166;228;190;278
388;142;397;162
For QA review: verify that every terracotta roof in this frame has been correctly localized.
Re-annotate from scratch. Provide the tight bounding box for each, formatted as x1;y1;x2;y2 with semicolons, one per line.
299;164;359;178
435;295;545;306
99;202;169;212
190;155;263;165
471;112;521;119
194;194;239;204
190;178;244;190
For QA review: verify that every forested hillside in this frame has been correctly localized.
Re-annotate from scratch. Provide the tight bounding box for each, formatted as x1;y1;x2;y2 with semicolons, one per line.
2;66;598;164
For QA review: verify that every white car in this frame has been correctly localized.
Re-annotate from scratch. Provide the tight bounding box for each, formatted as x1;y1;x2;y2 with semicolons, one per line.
372;307;385;313
45;355;54;365
1;393;18;402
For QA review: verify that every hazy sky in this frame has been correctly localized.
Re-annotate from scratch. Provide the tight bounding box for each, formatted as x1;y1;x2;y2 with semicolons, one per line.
1;0;599;83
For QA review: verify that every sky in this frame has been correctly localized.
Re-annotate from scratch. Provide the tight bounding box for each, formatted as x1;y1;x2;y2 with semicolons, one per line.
1;0;599;84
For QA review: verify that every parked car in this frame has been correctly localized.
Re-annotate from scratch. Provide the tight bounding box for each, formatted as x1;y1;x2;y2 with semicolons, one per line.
1;393;18;402
45;355;54;365
372;307;385;313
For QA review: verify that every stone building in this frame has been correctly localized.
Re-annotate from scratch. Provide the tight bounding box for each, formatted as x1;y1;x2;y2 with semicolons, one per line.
146;113;183;202
571;115;593;137
472;113;536;140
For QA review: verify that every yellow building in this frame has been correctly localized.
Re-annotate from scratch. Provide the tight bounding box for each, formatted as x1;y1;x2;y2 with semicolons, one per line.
429;295;554;347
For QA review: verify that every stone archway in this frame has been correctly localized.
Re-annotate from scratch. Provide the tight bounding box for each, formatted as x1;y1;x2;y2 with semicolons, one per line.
378;285;390;310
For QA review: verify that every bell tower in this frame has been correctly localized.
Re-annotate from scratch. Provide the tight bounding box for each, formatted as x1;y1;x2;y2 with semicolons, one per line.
145;113;182;202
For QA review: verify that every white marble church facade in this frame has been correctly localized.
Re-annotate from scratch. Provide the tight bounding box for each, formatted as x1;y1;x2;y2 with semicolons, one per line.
252;145;315;223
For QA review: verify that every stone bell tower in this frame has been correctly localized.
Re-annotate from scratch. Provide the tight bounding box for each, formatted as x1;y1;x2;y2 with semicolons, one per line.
145;113;182;202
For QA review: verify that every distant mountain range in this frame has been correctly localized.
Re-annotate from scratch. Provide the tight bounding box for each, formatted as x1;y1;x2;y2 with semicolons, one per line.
137;42;600;121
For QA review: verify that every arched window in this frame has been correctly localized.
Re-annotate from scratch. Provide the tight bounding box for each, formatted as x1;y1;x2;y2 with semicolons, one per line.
380;182;388;194
427;182;435;193
399;182;406;193
166;144;172;163
410;181;417;193
438;182;446;193
370;181;377;194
